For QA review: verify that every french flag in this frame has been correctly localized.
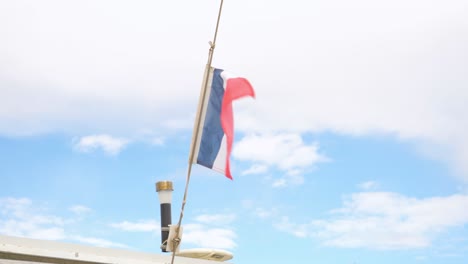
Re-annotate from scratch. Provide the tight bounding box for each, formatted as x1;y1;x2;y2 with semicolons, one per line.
192;67;255;179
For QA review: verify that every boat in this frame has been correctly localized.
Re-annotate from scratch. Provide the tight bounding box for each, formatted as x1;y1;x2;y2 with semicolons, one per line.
0;234;232;264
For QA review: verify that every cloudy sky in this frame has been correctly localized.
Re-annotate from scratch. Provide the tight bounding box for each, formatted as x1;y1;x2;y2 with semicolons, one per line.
1;0;468;263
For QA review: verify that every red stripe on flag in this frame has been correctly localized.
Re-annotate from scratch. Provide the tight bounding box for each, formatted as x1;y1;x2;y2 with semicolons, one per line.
220;77;255;179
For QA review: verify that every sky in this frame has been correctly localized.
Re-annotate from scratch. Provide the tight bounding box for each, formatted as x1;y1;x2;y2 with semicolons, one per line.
1;0;468;263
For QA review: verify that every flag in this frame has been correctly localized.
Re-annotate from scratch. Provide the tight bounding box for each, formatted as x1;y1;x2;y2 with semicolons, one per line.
191;67;255;179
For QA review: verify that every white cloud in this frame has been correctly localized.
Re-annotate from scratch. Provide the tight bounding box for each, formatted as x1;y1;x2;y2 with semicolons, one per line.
0;1;468;180
195;214;236;225
234;134;325;170
110;220;159;232
241;164;268;175
234;133;326;186
273;217;309;238
0;197;131;249
111;214;238;249
183;224;237;250
177;213;238;249
0;197;65;240
150;137;165;146
357;181;379;191
273;192;468;250
272;173;305;188
108;213;238;249
71;235;128;248
74;134;129;155
69;205;91;216
27;228;66;240
162;115;195;130
272;178;287;188
242;200;279;219
0;1;204;137
254;208;278;219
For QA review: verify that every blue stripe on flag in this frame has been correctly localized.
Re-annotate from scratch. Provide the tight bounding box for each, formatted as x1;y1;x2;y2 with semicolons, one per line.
197;68;225;168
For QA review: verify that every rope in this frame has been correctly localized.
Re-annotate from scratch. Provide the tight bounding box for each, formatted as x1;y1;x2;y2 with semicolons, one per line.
169;1;224;264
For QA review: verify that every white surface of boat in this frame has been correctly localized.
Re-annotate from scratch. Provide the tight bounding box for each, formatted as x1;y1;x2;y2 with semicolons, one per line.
0;235;230;264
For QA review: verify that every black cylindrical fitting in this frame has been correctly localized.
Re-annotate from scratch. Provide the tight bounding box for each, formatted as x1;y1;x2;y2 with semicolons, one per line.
160;203;172;252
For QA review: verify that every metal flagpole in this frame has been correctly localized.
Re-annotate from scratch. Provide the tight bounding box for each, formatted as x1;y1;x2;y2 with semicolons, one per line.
169;1;225;263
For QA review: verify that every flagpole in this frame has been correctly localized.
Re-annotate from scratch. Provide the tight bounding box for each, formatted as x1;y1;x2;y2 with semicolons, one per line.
169;1;225;263
188;0;225;165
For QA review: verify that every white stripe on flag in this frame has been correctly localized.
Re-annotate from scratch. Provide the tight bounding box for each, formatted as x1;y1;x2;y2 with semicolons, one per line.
212;135;227;174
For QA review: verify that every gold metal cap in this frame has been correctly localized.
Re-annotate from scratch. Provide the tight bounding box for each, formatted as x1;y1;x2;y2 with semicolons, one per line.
156;181;173;192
